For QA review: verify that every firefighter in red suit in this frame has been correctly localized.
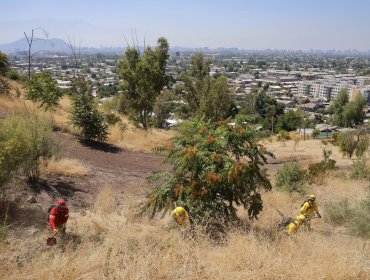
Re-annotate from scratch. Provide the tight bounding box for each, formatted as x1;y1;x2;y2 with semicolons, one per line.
49;199;69;235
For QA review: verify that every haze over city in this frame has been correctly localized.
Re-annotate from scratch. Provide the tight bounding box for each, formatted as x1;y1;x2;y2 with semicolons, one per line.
1;0;369;50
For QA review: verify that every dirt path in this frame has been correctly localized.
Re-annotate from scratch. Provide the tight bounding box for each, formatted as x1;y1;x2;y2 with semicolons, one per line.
58;132;167;180
15;132;299;219
48;132;168;207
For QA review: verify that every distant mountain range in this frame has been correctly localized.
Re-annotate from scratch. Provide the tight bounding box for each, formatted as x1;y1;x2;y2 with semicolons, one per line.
1;37;370;56
0;37;125;54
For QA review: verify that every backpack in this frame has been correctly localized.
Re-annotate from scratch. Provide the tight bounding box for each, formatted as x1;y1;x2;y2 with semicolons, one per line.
301;196;310;208
278;217;294;230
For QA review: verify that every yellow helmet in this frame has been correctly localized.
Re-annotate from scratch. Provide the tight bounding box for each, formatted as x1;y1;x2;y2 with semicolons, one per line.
296;214;306;222
308;194;316;201
175;207;186;214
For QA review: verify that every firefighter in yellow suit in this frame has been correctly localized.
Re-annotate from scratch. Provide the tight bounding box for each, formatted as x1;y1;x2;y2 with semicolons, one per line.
171;206;190;226
287;214;307;235
301;194;322;228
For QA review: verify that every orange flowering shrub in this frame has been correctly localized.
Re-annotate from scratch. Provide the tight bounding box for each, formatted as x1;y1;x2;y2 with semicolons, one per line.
206;135;216;143
146;117;274;222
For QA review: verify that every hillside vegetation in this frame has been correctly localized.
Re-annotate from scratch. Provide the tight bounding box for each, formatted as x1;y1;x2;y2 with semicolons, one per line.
0;79;369;279
1;179;369;279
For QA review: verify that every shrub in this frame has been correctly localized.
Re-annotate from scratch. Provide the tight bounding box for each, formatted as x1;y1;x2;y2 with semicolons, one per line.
312;129;320;139
104;113;121;126
324;199;353;226
349;196;370;238
0;115;31;194
0;77;10;95
69;78;109;142
26;71;63;111
325;196;370;238
24;116;56;182
308;148;336;180
337;129;369;159
6;69;20;80
349;157;370;180
276;130;290;141
0;114;56;186
146;117;273;222
275;161;307;193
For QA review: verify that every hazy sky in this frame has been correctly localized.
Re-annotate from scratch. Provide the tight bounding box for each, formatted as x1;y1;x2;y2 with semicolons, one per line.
1;0;369;50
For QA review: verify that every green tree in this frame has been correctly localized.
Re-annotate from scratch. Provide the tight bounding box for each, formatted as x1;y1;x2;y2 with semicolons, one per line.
241;90;284;131
145;117;273;222
199;75;234;121
98;83;117;98
182;53;235;121
69;78;109;142
276;110;302;131
337;129;369;159
342;94;366;127
331;89;349;126
118;37;169;129
153;90;176;128
26;71;63;111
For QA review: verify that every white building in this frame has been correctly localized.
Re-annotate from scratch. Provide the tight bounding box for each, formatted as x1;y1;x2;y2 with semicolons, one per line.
297;76;370;101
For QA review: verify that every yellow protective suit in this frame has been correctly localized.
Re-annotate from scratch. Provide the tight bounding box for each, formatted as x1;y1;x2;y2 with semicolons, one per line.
171;207;190;225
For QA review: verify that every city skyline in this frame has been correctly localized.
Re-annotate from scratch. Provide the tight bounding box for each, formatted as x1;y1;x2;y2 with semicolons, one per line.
1;0;370;50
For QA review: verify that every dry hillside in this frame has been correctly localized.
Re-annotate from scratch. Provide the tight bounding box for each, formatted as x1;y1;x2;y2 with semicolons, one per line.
0;80;369;279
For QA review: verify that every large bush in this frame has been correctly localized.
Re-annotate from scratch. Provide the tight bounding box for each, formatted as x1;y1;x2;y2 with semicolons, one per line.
146;117;273;222
26;71;63;111
325;196;370;238
337;129;369;159
324;199;353;226
0;116;30;195
349;157;370;180
275;161;307;193
308;148;336;182
0;114;56;189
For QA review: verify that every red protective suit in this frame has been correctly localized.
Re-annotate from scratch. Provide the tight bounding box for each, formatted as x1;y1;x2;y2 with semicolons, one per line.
49;205;69;229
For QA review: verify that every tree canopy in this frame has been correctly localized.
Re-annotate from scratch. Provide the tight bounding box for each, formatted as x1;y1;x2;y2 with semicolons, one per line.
27;71;63;111
331;89;366;127
118;37;169;129
182;53;235;121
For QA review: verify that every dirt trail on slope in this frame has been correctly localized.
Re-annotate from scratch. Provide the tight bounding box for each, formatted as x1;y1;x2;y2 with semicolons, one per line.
10;131;293;227
49;132;168;207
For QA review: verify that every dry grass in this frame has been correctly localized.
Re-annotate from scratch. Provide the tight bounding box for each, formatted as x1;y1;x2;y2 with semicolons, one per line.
53;96;74;133
1;81;369;279
1;81;174;151
1;179;369;280
262;135;354;177
42;158;90;177
108;117;177;152
0;80;31;114
95;185;118;215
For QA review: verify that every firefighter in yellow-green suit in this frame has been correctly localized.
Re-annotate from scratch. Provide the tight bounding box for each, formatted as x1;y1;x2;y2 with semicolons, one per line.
301;194;322;228
287;215;307;235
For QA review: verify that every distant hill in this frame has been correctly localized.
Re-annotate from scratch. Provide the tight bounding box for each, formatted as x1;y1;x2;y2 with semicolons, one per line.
0;37;71;54
0;37;126;55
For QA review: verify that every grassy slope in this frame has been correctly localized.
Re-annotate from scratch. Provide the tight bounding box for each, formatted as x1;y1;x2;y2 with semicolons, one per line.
1;79;369;279
0;79;176;152
1;179;369;280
